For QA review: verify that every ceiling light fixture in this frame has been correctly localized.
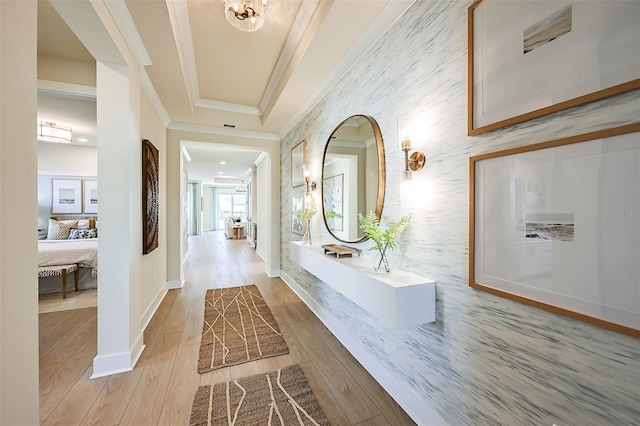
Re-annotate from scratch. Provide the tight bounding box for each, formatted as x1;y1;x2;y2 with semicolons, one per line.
224;0;267;32
236;180;248;192
39;121;72;143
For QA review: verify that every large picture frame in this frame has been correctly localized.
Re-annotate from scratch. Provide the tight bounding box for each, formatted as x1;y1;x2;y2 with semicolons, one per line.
291;193;306;236
323;173;343;231
291;139;306;187
83;180;98;214
468;0;640;136
142;139;159;254
51;179;82;214
469;123;640;338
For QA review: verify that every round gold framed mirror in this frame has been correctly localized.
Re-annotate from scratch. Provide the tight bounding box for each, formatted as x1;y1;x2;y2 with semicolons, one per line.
321;114;385;243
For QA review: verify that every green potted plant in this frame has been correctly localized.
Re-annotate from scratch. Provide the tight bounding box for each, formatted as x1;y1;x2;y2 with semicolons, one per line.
358;211;411;273
293;196;318;244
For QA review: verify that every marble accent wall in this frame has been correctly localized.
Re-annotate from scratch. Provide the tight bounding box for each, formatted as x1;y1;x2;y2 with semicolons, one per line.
280;1;640;424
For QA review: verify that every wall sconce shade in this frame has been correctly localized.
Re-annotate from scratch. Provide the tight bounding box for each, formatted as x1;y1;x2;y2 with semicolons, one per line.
401;137;425;180
39;121;72;143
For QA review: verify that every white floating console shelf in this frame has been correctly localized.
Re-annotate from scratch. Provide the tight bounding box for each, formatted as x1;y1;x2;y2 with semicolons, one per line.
290;241;436;329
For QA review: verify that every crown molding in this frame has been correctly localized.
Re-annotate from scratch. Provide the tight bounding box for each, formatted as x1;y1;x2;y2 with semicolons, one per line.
168;122;280;141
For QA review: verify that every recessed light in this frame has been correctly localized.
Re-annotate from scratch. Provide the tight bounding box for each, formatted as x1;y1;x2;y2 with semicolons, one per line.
78;138;88;142
219;171;223;174
220;161;226;165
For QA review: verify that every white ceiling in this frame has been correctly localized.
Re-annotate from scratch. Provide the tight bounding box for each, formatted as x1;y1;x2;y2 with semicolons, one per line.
37;0;414;179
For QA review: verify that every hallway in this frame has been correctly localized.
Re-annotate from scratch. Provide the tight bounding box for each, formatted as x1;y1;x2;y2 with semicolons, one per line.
39;231;416;425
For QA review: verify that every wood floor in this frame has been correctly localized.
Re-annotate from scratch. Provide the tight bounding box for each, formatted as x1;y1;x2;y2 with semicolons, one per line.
39;231;416;425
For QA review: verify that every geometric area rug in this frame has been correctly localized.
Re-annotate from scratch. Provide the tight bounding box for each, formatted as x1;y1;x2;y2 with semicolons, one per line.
198;285;289;374
190;364;330;426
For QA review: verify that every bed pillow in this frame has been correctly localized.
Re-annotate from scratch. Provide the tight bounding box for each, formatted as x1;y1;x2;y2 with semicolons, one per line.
76;219;90;230
47;219;77;240
68;228;98;239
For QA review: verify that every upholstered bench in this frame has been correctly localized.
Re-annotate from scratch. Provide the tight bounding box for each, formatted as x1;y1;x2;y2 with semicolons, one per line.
38;264;79;299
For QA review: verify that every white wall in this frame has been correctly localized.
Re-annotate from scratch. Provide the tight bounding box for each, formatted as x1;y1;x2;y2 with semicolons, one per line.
38;142;97;175
139;90;167;330
0;1;40;423
280;1;640;424
37;143;98;230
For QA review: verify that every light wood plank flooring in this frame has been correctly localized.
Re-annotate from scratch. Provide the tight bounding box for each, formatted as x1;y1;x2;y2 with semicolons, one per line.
39;231;416;425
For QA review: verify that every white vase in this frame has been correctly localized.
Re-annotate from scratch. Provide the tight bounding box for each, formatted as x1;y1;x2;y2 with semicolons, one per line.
302;220;312;244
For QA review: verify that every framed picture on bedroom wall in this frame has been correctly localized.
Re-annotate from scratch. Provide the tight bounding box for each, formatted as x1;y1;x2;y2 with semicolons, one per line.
468;0;640;135
142;139;159;254
83;180;98;214
51;179;82;214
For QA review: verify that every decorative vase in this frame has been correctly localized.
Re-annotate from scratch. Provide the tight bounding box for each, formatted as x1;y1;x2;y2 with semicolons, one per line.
372;250;391;273
302;220;312;244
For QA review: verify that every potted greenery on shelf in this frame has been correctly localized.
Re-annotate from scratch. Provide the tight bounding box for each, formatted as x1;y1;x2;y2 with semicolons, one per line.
358;211;411;273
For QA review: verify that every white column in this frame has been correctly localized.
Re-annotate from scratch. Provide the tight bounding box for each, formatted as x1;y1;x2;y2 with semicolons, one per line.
0;0;40;423
92;61;144;377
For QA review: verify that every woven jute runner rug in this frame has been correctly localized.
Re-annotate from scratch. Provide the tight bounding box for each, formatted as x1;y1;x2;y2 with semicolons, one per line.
190;364;330;426
198;285;289;374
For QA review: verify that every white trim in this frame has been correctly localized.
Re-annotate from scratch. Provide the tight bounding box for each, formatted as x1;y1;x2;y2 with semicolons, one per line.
167;278;185;290
195;98;262;116
266;268;280;278
254;152;268;165
103;0;152;68
280;271;448;426
91;338;145;379
259;0;319;113
256;248;267;263
37;80;96;98
165;0;198;110
168;121;280;141
141;286;168;332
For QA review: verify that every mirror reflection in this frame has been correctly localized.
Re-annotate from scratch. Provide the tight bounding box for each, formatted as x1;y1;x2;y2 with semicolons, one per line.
322;115;385;243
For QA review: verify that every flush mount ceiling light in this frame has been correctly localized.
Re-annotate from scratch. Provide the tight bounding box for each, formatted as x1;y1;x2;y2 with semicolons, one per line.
224;0;267;32
39;121;72;143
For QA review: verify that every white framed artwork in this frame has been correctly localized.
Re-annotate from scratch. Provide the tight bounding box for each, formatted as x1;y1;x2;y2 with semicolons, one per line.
83;180;98;214
468;0;640;135
51;179;83;214
470;123;640;337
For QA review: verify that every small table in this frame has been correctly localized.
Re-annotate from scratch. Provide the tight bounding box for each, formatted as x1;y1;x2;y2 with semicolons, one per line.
38;264;79;299
232;224;244;239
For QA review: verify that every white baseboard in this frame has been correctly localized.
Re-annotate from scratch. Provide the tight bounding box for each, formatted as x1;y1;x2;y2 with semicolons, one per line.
256;248;267;262
280;272;447;426
167;278;184;289
266;268;280;278
141;286;168;331
91;334;145;379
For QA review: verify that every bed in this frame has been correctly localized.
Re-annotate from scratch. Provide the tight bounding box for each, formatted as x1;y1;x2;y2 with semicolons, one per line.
38;216;98;294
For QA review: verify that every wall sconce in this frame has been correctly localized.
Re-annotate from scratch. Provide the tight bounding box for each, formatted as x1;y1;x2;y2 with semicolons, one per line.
39;121;72;143
304;169;316;195
401;137;425;180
